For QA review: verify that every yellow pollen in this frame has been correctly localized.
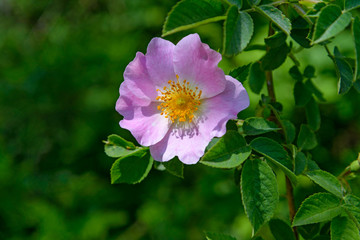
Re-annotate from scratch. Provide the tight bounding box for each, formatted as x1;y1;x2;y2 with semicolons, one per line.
156;77;202;123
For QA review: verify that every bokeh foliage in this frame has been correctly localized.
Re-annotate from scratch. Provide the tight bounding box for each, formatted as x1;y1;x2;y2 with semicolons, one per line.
1;0;360;239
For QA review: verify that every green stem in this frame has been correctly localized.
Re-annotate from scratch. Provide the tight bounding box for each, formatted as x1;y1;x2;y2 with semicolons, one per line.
265;22;299;240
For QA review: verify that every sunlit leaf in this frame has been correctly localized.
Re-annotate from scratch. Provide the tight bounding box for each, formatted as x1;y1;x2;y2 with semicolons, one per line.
293;193;343;226
306;170;343;198
312;5;351;44
162;0;225;36
104;134;136;158
201;130;251;168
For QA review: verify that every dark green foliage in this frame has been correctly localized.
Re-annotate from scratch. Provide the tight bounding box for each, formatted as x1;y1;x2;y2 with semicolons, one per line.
289;66;303;81
205;231;237;240
163;157;184;178
305;97;321;131
229;64;251;83
223;7;253;56
110;148;153;184
297;124;318;150
294;82;312;106
4;0;360;239
295;152;307;175
331;216;360;240
269;219;295;240
250;137;297;184
241;158;278;233
334;47;354;94
255;5;291;35
243;117;280;135
249;62;266;93
261;43;290;70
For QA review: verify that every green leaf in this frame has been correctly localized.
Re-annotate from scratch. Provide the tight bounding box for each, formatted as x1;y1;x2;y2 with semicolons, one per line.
289;66;303;81
345;0;360;11
269;219;295;240
295;151;307;175
104;134;136;158
229;64;251;83
312;5;352;44
250;137;297;184
353;17;360;85
227;0;242;9
293;193;343;226
298;224;321;240
261;43;289;71
110;148;153;184
163;157;184;178
205;232;237;240
265;32;287;48
243;117;280;135
247;0;261;6
256;5;291;35
343;194;360;225
283;120;296;144
201;130;251;168
294;82;312;106
334;47;354;94
162;0;225;37
223;7;254;56
306;170;343;198
331;216;360;240
304;65;316;79
304;80;326;102
305;97;321;131
297;124;317;150
241;158;279;233
248;62;266;94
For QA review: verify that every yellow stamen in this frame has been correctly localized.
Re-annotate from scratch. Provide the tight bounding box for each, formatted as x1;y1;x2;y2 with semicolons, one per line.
156;76;202;123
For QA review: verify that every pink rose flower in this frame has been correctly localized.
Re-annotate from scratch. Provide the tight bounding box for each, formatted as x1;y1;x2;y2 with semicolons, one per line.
116;34;249;164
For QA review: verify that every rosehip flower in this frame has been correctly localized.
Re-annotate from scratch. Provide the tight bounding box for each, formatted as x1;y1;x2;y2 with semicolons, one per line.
116;34;249;164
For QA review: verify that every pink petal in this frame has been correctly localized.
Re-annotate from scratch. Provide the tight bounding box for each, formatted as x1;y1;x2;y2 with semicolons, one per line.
123;52;157;100
120;102;171;146
173;33;226;98
146;37;177;87
149;75;249;164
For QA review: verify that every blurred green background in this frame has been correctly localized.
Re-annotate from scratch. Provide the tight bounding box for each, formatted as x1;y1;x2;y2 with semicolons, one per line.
0;0;359;239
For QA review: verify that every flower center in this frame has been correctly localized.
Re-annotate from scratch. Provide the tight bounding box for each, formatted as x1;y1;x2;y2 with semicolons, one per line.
156;75;202;123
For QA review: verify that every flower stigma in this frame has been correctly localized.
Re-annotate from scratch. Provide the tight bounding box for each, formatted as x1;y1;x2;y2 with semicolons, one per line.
156;75;202;123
